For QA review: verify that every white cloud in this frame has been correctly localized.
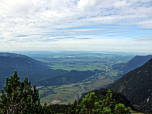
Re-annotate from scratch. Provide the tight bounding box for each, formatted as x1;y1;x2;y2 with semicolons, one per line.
0;0;152;52
133;37;152;41
113;0;131;8
135;20;152;29
77;0;103;11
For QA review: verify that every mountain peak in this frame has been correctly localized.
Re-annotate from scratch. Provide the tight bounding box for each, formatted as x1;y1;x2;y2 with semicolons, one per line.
106;58;152;112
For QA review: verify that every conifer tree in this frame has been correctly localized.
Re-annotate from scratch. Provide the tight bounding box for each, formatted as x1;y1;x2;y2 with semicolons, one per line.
0;70;50;113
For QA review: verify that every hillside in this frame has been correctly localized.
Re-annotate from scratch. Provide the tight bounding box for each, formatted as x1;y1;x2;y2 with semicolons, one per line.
112;55;152;75
0;52;50;71
34;70;96;86
106;58;152;113
0;52;69;93
0;52;150;113
76;88;140;113
0;52;98;95
0;71;143;113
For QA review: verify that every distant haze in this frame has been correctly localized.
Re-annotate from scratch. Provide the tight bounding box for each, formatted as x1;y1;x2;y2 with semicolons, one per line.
2;51;151;56
0;0;152;53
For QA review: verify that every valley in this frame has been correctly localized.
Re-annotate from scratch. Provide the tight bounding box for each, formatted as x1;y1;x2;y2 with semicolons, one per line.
30;52;132;72
25;53;134;106
38;73;113;106
0;51;151;113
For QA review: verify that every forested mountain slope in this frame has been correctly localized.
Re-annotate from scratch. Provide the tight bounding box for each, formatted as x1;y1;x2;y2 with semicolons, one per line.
34;70;96;86
106;58;152;113
0;52;50;71
0;52;69;93
112;55;152;74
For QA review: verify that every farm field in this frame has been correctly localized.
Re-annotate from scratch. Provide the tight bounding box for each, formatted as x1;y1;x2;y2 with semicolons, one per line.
28;53;134;106
36;54;131;72
38;74;111;106
36;73;144;114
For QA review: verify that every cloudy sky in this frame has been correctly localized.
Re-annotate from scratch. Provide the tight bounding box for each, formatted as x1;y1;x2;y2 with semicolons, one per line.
0;0;152;53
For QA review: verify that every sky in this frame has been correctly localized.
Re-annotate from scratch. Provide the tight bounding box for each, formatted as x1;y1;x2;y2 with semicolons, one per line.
0;0;152;54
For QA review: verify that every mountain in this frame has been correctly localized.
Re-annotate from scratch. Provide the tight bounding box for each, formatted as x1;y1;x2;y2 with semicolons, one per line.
112;55;152;74
0;52;151;113
0;52;50;71
106;58;152;113
0;52;96;94
34;70;96;86
0;52;69;92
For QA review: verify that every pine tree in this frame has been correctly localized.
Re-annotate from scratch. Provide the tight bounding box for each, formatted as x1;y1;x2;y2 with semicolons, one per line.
0;70;51;114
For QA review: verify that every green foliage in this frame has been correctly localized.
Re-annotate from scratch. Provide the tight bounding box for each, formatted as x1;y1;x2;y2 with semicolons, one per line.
65;89;132;114
34;70;95;86
107;58;152;113
0;70;53;114
0;70;149;114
